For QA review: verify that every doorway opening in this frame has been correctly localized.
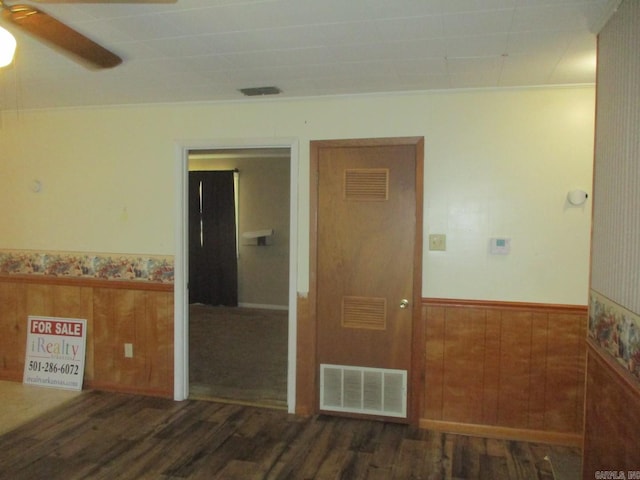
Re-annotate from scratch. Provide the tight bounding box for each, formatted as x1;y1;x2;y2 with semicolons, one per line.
175;143;297;411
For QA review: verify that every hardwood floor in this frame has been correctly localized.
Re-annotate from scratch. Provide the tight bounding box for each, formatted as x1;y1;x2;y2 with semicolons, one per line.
0;390;581;479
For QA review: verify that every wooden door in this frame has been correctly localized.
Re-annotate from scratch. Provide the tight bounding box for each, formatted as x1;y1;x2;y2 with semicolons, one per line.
313;137;422;421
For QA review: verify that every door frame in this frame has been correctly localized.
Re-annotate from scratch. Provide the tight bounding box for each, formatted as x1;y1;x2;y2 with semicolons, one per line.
305;137;424;423
174;137;299;414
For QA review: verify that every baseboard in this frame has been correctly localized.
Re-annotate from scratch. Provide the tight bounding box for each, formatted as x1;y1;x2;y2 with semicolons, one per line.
0;374;172;398
85;381;173;399
0;371;23;382
419;419;583;447
238;302;288;311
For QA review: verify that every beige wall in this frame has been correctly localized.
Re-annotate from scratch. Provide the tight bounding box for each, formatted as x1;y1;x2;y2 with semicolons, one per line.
0;86;594;304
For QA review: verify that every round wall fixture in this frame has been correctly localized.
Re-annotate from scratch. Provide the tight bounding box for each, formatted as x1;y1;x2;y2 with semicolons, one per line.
31;180;42;193
567;189;588;205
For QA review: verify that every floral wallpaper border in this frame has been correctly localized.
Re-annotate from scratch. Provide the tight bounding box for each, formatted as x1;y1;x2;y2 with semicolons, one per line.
589;289;640;382
0;249;174;284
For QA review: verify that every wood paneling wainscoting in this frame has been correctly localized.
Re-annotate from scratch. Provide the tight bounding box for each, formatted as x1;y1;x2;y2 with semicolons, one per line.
0;275;173;397
582;339;640;475
420;298;587;447
295;292;315;416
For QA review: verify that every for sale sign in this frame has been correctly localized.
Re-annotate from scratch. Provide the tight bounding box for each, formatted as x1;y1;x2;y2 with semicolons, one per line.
23;316;87;391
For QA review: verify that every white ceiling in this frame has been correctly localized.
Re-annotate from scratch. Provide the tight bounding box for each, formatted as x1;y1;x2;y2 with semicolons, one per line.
0;0;616;110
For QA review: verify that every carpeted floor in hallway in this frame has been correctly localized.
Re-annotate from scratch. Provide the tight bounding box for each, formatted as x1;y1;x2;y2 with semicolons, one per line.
188;304;288;408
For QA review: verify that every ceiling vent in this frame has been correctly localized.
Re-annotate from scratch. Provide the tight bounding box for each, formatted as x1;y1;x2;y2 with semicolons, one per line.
239;86;282;96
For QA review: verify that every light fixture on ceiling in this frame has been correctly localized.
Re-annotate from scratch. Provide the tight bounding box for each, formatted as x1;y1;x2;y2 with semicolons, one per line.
0;26;16;68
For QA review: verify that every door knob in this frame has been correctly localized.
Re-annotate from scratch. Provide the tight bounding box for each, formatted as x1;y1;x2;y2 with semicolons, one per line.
399;299;409;309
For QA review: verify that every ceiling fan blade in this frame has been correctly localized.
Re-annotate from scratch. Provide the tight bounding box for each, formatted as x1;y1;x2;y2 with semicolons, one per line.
2;5;122;69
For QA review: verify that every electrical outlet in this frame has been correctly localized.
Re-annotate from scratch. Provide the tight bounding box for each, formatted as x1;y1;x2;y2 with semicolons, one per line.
124;343;133;358
429;234;446;251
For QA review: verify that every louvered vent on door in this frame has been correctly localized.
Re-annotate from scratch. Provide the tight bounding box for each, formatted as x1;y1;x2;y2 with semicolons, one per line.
320;364;407;418
344;168;389;201
342;296;386;330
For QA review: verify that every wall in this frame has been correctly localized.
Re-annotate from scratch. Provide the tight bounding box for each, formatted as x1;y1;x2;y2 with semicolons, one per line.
236;156;289;307
0;87;595;421
421;299;586;446
189;152;290;308
584;0;640;473
0;251;174;396
0;86;594;304
591;0;640;315
583;342;640;474
0;275;173;396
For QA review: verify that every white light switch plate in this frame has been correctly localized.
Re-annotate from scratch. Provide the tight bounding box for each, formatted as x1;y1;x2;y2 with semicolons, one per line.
429;234;446;251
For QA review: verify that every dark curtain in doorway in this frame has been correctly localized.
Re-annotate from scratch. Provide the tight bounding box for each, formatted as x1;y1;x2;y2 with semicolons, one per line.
189;170;238;306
